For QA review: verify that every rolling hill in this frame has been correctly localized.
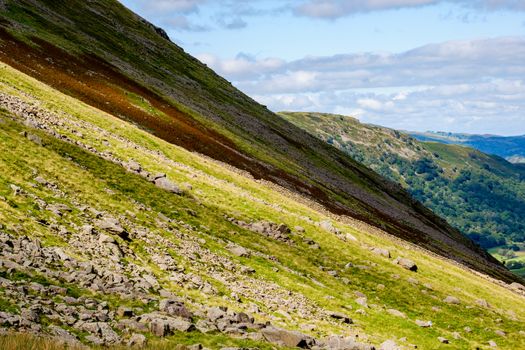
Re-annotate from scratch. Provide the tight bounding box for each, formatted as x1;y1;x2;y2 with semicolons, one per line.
1;0;525;349
281;112;525;275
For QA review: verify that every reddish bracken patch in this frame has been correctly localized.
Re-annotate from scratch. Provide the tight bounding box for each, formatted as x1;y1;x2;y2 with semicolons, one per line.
0;27;342;212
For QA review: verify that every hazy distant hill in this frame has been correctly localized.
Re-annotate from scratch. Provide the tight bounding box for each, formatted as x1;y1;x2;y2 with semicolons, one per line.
410;131;525;164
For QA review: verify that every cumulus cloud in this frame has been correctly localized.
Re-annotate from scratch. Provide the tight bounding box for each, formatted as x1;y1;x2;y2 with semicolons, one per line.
135;0;206;14
293;0;525;19
201;36;525;134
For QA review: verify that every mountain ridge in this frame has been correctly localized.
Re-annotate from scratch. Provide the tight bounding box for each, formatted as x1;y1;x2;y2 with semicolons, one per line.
281;111;525;275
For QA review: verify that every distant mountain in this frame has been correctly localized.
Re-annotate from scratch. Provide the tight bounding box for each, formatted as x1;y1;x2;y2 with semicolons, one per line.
410;131;525;164
282;112;525;263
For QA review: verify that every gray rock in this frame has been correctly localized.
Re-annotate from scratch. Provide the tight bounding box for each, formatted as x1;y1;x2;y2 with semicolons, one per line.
26;133;43;145
227;244;250;257
154;177;182;194
328;311;352;324
379;339;400;350
159;299;193;319
438;337;449;344
128;333;147;347
117;306;134;318
443;296;460;304
395;257;417;272
207;307;227;322
495;330;506;337
371;247;390;258
149;319;169;337
415;319;432;327
488;340;497;347
261;326;315;348
95;217;126;235
386;309;406;318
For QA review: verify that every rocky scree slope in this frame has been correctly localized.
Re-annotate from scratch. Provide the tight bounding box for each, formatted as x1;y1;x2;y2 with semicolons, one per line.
2;63;525;349
0;0;513;282
280;112;525;253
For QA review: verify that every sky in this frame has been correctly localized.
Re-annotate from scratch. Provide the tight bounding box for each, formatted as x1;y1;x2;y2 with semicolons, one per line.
120;0;525;135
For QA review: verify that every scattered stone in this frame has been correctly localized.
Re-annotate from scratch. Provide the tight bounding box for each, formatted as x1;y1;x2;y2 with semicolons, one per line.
395;258;417;272
488;340;497;347
443;296;460;304
154;176;183;194
495;330;506;337
261;326;315;348
386;309;406;318
415;320;432;327
371;247;390;258
438;337;449;344
379;339;400;350
117;306;133;318
128;333;147;347
328;311;352;324
475;299;490;308
227;244;250;257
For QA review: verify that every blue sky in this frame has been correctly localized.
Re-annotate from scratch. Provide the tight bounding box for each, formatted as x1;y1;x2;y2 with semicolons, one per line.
120;0;525;135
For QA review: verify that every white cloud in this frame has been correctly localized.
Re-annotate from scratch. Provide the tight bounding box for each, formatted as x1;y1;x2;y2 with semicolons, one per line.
136;0;206;14
200;36;525;134
293;0;525;19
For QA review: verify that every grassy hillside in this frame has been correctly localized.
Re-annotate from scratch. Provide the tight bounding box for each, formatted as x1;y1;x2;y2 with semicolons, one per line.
2;57;525;349
410;131;525;164
281;112;525;275
0;0;512;282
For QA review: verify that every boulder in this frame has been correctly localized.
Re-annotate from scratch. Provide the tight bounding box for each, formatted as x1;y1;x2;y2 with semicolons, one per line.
328;311;352;324
371;247;390;258
386;309;406;318
261;326;315;348
159;299;193;319
128;333;147;347
395;257;417;272
443;296;460;304
227;244;250;258
95;217;126;235
380;339;400;350
154;177;182;194
438;337;449;344
415;319;432;327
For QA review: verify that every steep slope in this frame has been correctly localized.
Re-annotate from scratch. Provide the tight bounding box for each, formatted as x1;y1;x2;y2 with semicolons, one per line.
0;0;511;282
280;112;525;270
410;131;525;164
2;59;525;350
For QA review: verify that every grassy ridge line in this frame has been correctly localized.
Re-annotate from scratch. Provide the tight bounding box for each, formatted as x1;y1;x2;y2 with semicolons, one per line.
0;0;514;284
280;112;525;264
2;62;525;348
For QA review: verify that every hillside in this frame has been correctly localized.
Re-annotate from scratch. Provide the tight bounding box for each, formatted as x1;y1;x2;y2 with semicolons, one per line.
281;112;525;275
2;52;525;349
1;0;525;349
0;0;511;283
410;131;525;164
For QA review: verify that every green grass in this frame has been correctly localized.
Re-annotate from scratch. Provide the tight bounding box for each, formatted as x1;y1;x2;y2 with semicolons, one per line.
1;55;525;349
